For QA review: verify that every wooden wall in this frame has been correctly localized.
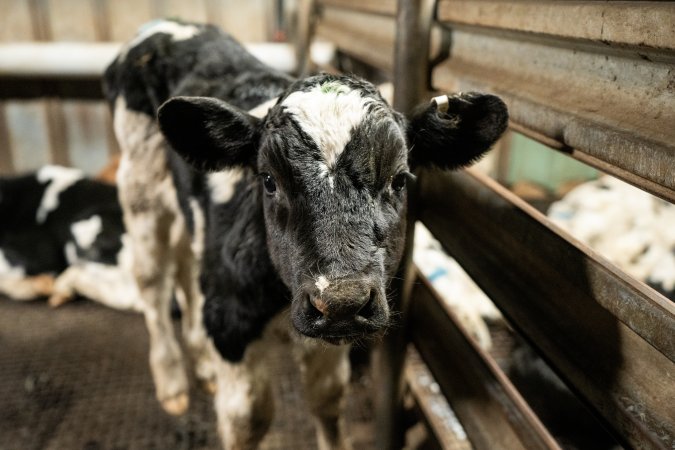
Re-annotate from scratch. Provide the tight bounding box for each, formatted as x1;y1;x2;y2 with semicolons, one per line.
0;0;272;175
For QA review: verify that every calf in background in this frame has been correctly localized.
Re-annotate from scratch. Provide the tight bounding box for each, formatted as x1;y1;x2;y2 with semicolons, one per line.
0;165;142;312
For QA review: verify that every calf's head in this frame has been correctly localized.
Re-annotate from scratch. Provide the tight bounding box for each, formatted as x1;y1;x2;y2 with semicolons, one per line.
158;75;507;344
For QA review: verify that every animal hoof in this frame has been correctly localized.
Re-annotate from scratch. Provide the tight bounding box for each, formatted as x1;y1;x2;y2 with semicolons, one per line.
162;393;189;415
48;292;72;308
201;379;217;395
34;274;56;296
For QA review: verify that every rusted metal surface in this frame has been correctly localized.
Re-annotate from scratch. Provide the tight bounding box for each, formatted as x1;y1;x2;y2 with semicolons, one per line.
373;1;436;448
410;272;561;450
405;347;473;450
294;0;316;77
437;1;675;53
0;104;13;174
433;25;675;203
318;0;396;16
315;6;396;72
392;0;435;114
0;299;377;449
418;168;675;450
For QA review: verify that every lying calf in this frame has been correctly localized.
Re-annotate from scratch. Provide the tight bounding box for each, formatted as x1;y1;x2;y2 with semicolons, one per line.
0;165;142;312
104;19;508;449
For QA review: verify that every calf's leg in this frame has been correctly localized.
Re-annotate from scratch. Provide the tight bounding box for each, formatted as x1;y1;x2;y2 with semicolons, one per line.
213;339;274;450
48;262;143;311
175;234;216;393
294;340;352;450
113;100;190;415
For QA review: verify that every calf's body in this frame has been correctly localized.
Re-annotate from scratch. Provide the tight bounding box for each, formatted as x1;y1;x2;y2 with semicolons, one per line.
0;166;142;312
104;19;507;449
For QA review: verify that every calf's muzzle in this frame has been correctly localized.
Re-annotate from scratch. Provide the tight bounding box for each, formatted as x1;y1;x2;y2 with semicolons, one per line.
292;277;389;343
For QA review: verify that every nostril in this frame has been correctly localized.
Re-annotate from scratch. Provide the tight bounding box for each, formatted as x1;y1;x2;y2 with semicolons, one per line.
356;289;378;321
304;294;325;320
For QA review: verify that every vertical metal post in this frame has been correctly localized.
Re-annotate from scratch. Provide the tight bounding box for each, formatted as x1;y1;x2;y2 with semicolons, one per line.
375;0;436;448
295;0;317;77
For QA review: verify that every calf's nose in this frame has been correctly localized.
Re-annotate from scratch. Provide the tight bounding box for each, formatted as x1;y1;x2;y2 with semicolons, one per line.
304;277;379;323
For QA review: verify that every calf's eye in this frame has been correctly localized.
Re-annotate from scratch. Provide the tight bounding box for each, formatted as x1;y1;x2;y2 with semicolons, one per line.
391;173;407;192
261;173;277;194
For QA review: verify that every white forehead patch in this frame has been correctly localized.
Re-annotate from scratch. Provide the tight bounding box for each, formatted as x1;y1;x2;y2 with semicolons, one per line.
121;20;200;59
315;275;330;294
71;215;103;250
282;83;376;170
208;169;244;204
36;165;84;223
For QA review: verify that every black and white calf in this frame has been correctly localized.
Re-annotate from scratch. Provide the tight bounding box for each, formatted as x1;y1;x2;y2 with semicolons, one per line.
104;19;507;449
0;166;142;311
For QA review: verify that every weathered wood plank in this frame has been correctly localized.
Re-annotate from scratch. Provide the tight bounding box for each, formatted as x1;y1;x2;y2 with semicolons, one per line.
437;1;675;52
418;168;675;449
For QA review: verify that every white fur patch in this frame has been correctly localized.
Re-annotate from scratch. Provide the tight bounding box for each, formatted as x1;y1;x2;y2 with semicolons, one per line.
121;20;200;59
116;234;134;271
282;83;375;170
36;165;84;223
189;198;206;258
315;275;330;294
208;169;244;204
0;249;24;277
64;242;78;265
71;215;102;250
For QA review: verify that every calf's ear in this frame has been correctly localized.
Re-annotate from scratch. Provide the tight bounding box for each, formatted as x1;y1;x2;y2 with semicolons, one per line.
407;92;508;170
158;96;260;172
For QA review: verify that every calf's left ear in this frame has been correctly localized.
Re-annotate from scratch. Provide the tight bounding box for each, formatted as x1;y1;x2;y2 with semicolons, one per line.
407;92;508;170
158;96;260;172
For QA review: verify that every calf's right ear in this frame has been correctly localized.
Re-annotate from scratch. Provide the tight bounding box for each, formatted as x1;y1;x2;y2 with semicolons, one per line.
158;96;260;172
407;92;508;170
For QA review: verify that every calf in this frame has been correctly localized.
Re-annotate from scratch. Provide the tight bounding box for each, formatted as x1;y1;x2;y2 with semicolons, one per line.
0;165;143;312
104;19;507;449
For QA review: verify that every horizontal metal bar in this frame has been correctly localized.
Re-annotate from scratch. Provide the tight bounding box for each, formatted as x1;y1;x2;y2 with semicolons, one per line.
432;28;675;203
418;168;675;449
410;270;560;450
437;1;675;54
405;347;472;450
316;7;396;71
0;76;104;99
318;0;396;16
0;42;326;99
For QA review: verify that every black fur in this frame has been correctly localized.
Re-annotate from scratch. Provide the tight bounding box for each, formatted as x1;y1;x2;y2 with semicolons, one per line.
159;97;261;172
408;92;509;170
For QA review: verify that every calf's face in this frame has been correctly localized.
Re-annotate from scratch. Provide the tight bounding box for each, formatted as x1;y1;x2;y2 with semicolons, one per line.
158;75;507;344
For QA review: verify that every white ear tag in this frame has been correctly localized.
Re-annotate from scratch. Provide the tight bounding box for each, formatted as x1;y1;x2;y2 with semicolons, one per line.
432;95;449;113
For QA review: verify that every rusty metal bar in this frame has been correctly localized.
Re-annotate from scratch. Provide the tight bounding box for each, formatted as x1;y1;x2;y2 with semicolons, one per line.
405;347;473;450
315;7;396;72
0;104;13;174
294;0;316;77
432;24;675;203
373;1;436;448
418;168;675;449
410;272;561;450
318;0;396;16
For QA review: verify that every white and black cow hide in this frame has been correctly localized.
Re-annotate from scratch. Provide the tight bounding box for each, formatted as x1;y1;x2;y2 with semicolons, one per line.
0;165;143;312
549;175;675;301
103;19;508;449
